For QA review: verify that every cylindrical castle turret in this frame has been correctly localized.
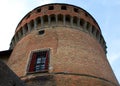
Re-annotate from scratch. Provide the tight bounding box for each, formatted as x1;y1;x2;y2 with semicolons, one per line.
8;3;119;86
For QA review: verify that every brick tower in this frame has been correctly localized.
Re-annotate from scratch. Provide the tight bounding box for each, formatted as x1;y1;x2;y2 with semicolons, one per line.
8;3;119;86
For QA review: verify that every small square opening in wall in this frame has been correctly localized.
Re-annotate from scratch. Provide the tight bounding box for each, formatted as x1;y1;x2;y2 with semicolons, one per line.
38;30;45;35
74;8;79;13
61;5;67;10
36;8;41;13
49;6;54;10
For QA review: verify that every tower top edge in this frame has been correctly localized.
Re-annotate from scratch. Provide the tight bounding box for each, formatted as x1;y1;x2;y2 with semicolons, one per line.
15;3;101;33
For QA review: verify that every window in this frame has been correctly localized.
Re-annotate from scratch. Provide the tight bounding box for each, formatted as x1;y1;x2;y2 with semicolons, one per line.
49;6;54;10
58;14;63;22
50;14;56;22
73;16;78;26
61;6;67;10
30;20;34;29
92;26;95;34
86;22;90;29
28;50;49;72
24;24;28;34
66;15;70;22
80;19;85;27
36;17;41;25
74;8;78;13
43;15;48;23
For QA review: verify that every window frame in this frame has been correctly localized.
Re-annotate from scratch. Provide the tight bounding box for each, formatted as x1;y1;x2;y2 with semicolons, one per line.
27;49;50;74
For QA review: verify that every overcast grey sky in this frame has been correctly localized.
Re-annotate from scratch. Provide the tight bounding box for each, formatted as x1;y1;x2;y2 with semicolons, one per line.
0;0;119;83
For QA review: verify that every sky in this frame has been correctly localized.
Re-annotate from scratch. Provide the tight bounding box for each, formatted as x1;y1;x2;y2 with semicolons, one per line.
0;0;120;83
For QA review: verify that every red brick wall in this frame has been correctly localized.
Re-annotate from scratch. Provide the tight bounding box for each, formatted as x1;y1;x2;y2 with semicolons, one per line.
8;27;119;85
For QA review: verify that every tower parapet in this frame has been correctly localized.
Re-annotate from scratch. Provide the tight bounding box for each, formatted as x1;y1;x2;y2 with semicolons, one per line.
10;3;106;53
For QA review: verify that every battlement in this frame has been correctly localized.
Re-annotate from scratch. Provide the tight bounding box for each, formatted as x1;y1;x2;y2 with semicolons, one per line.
10;3;106;53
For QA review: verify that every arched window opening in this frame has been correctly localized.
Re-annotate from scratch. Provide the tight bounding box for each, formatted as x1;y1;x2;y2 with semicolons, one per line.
80;19;85;27
58;14;63;22
73;16;78;26
50;14;56;25
36;17;41;27
30;20;34;30
28;50;49;73
43;15;48;23
65;15;70;22
86;22;90;31
65;15;70;25
43;15;48;27
20;27;23;36
58;14;63;25
91;26;97;37
24;24;28;34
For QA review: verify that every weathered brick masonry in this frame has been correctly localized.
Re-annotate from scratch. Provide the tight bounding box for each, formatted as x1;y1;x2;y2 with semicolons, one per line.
6;3;119;86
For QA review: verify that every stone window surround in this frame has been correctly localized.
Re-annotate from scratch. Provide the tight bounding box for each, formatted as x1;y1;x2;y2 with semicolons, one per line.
27;49;50;74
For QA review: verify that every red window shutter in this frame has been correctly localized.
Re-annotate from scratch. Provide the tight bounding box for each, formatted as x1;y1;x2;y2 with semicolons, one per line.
29;53;37;72
45;51;49;70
